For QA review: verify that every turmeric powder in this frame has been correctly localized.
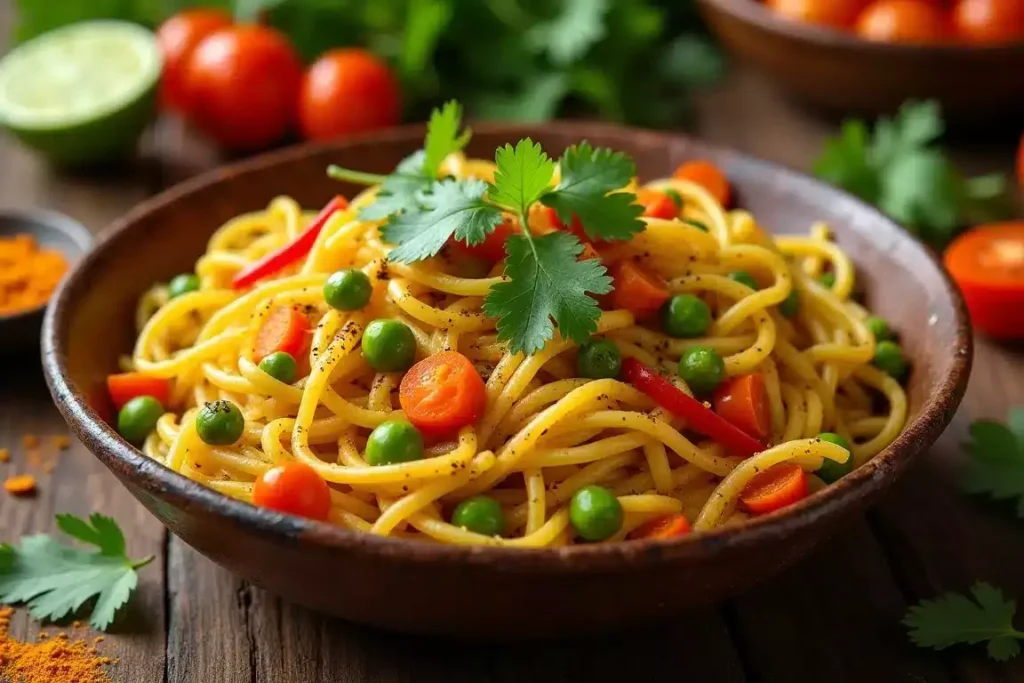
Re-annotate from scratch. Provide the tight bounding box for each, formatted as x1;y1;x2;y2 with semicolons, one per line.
0;607;114;682
3;475;36;495
0;235;68;316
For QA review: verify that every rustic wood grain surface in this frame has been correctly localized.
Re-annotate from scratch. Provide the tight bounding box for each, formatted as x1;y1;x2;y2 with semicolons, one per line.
2;4;1023;681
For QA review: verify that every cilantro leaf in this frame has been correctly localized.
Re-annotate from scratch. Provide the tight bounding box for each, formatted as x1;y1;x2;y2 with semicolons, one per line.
488;139;555;216
484;232;612;354
541;142;644;242
380;179;503;263
904;583;1024;661
527;0;609;66
0;513;153;630
872;101;943;168
962;410;1024;516
812;119;880;204
878;149;961;244
422;100;472;179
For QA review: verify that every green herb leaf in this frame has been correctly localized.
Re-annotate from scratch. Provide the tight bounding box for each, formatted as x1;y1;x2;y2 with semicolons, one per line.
659;34;726;88
872;101;943;168
484;232;612;355
526;0;609;66
422;100;472;179
962;410;1024;516
0;513;153;631
380;179;503;263
904;583;1024;661
541;142;644;242
878;149;961;245
488;139;555;216
812;119;880;204
472;74;569;123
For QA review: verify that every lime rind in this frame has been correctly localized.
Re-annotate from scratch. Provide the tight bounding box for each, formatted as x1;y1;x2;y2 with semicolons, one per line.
0;20;162;165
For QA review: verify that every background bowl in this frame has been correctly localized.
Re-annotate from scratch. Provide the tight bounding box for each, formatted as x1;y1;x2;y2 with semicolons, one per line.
42;124;970;638
0;208;92;350
698;0;1024;122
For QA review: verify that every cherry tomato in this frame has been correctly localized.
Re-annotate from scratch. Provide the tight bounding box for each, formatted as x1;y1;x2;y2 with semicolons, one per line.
855;0;949;42
155;9;232;112
184;25;303;151
766;0;868;29
298;49;401;141
451;220;519;262
253;462;332;521
953;0;1024;43
943;222;1024;339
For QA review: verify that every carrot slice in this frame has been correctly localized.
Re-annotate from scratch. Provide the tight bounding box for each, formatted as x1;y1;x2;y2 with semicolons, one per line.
254;306;309;362
672;160;731;207
714;373;770;440
609;261;670;319
635;189;679;220
399;351;487;437
740;463;808;514
944;222;1024;339
630;514;691;540
107;372;171;410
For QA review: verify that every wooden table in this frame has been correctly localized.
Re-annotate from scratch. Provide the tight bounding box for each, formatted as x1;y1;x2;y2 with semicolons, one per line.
3;14;1024;683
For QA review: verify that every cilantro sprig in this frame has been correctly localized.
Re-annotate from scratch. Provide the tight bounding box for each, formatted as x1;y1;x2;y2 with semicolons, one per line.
904;583;1024;661
0;513;153;631
329;100;644;354
813;101;1012;248
961;409;1024;516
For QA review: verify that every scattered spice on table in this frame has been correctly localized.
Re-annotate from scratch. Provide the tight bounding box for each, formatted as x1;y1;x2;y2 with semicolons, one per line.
0;448;9;463
3;475;36;496
0;606;115;683
0;235;68;316
52;436;70;451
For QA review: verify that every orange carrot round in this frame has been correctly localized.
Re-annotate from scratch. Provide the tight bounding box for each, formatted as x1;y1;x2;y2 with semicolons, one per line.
714;373;771;440
254;306;309;362
635;189;679;220
609;261;670;319
672;160;731;207
630;513;691;540
399;351;487;437
740;462;808;514
107;372;171;410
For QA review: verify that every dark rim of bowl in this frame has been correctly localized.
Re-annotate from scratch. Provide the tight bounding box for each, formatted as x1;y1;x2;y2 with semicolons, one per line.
0;208;93;322
699;0;1024;55
41;122;972;572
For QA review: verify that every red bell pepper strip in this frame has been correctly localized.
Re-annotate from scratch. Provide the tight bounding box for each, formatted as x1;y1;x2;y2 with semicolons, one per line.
232;195;349;289
621;358;765;458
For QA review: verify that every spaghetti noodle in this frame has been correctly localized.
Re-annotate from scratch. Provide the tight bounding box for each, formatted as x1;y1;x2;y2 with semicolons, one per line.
113;139;907;547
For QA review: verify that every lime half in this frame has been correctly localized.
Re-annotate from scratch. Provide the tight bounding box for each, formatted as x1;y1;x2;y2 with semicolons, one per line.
0;21;162;166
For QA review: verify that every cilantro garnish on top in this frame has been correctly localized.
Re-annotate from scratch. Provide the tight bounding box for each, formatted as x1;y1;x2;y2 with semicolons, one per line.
329;100;645;355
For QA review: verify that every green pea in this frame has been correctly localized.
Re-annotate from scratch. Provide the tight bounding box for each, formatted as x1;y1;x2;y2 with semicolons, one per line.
167;274;200;299
661;294;711;338
779;289;800;318
865;316;892;341
569;485;623;542
678;346;725;395
577;338;621;379
365;420;423;466
196;400;245;446
451;495;505;537
664;188;684;209
873;340;908;381
816;432;854;483
818;272;836;289
362;319;416;372
729;270;759;291
682;218;708;233
259;352;297;384
117;396;164;445
324;268;372;311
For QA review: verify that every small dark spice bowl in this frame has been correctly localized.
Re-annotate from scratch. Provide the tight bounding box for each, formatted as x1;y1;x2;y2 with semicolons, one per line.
41;124;971;638
0;208;92;350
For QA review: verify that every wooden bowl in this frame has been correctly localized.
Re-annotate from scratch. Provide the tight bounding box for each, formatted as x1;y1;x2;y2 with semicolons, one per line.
698;0;1024;121
41;124;971;638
